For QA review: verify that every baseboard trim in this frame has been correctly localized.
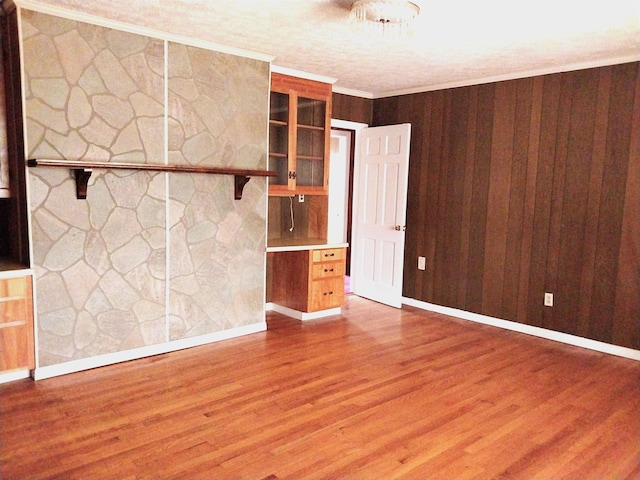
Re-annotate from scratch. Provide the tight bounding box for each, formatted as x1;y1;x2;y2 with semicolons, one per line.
0;369;31;384
266;302;342;321
33;322;267;381
402;297;640;361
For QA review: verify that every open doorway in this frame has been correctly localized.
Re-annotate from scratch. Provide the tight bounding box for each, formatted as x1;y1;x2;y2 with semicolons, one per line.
330;120;367;295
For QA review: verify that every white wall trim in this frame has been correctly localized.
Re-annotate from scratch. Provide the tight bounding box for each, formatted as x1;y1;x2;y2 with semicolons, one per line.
14;0;274;62
374;55;640;99
271;65;337;85
332;86;375;99
403;297;640;361
0;369;31;384
32;322;267;381
266;302;342;321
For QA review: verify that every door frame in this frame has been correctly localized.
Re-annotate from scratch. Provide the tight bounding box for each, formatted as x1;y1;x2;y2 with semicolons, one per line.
330;119;367;281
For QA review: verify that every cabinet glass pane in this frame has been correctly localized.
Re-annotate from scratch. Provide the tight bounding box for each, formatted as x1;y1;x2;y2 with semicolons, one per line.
270;92;289;122
269;155;289;186
296;158;324;187
297;97;325;127
297;127;324;158
269;123;288;156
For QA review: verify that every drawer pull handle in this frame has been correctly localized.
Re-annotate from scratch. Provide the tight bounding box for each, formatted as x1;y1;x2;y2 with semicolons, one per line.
324;268;334;273
324;253;335;257
323;291;334;296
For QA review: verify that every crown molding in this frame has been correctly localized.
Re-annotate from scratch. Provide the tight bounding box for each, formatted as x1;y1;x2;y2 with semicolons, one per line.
271;65;337;85
374;54;640;99
332;85;374;99
14;0;275;62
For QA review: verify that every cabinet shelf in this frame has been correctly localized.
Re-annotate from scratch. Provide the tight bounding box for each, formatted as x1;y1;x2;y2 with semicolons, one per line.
297;124;324;131
269;120;288;127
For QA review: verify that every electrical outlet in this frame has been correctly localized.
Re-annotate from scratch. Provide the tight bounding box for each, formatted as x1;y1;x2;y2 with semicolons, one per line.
418;256;426;270
544;292;554;307
298;194;304;203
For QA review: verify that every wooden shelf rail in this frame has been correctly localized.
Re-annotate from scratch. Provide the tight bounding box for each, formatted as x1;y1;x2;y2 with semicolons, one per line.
27;159;276;200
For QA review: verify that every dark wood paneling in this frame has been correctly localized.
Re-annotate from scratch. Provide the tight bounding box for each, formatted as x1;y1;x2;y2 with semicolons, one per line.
0;6;29;266
373;62;640;349
332;93;373;125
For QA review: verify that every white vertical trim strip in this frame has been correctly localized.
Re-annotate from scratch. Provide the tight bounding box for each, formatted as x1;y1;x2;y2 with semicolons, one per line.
164;39;170;343
403;297;640;361
16;6;39;372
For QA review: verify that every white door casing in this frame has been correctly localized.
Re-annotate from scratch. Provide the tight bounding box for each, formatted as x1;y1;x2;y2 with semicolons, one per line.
351;123;411;308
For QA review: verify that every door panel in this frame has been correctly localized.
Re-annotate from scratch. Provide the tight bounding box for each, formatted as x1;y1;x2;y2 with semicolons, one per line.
352;124;411;308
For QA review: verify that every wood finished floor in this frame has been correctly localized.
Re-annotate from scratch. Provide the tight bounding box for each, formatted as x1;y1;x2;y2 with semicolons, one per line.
1;295;639;479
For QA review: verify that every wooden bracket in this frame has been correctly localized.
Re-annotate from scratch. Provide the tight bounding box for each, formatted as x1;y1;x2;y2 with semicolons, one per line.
73;168;92;200
234;175;251;200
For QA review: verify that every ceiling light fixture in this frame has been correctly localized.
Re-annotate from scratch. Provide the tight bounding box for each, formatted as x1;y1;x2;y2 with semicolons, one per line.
350;0;420;38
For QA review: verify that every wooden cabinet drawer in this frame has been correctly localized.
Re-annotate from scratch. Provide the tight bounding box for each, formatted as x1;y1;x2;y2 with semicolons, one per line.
311;248;345;263
309;277;344;311
311;260;344;279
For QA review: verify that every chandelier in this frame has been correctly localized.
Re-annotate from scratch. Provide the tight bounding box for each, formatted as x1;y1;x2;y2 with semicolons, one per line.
350;0;420;38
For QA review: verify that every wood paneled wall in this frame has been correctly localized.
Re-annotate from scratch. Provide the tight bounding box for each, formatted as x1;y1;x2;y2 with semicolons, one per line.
373;62;640;350
332;93;373;125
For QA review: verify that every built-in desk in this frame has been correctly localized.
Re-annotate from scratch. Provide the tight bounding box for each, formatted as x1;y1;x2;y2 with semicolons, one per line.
267;241;348;320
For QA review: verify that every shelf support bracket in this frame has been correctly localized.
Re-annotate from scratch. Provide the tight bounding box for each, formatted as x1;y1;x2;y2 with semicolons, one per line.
234;175;251;200
73;168;92;200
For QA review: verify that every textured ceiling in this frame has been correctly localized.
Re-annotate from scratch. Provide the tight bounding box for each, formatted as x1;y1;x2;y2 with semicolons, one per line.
19;0;640;98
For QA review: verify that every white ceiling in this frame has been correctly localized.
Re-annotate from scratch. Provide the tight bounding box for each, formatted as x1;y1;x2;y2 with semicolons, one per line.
19;0;640;98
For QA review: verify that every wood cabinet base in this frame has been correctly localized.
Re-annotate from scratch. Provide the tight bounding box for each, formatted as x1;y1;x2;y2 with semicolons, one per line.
271;247;346;316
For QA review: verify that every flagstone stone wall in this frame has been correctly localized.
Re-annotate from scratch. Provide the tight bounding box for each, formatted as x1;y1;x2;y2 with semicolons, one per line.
21;10;269;368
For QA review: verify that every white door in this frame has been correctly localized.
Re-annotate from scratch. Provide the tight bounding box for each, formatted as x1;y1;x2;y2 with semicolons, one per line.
351;123;411;308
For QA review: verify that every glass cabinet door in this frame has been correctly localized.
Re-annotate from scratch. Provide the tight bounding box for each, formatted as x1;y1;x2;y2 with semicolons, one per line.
296;96;325;188
268;92;289;187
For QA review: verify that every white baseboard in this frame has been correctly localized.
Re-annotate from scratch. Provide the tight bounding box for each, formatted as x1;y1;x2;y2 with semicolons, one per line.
403;297;640;361
33;322;267;381
266;302;342;321
0;369;31;384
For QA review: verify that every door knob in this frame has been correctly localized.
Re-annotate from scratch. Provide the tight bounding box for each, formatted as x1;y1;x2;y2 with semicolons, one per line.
394;225;406;231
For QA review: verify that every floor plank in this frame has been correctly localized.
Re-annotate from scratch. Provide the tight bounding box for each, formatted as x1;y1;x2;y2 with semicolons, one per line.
1;295;638;479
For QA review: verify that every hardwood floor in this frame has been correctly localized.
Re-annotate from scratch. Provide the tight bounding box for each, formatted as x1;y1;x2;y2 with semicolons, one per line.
1;295;639;479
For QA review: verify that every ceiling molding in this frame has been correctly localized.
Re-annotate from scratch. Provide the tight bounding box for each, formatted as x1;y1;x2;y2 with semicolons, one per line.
332;86;375;99
373;54;640;99
14;0;275;63
271;65;337;85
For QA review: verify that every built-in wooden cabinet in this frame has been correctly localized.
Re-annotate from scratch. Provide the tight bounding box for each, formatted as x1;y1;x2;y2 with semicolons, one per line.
269;73;332;196
0;275;34;371
271;247;345;313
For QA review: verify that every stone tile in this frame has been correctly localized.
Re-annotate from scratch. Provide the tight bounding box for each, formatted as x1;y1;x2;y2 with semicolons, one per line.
67;86;93;129
31;78;69;109
53;29;96;84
